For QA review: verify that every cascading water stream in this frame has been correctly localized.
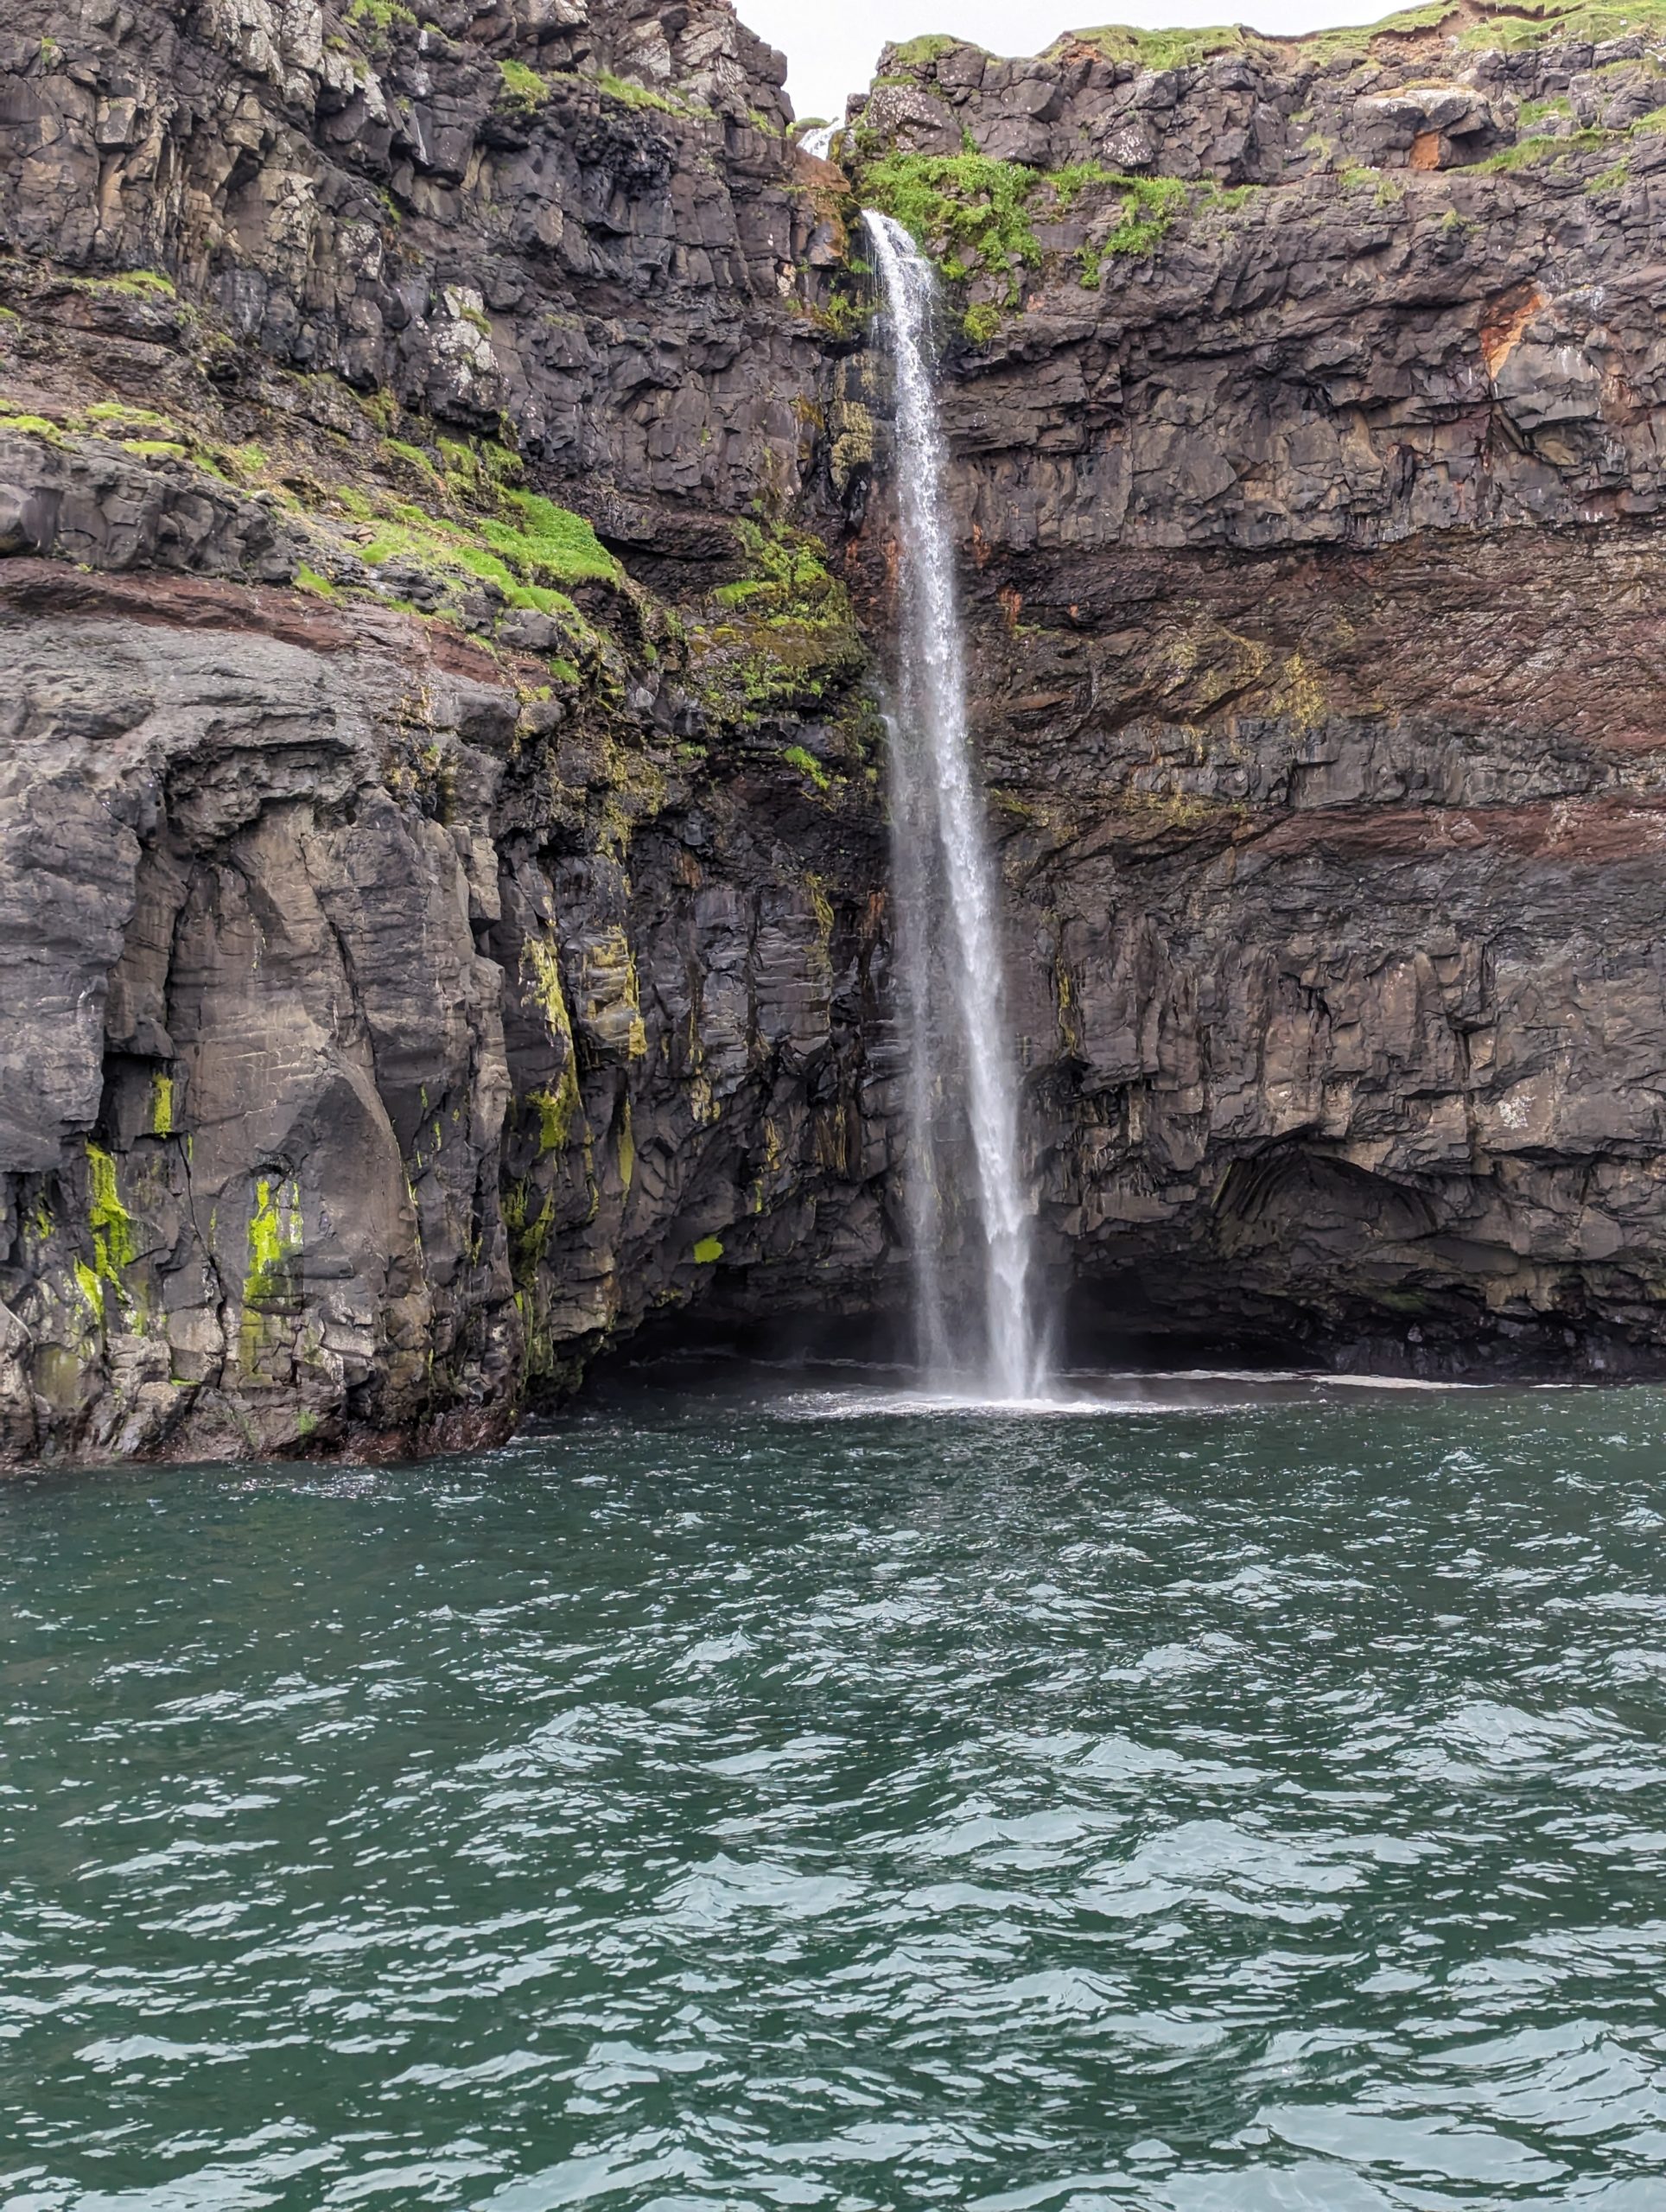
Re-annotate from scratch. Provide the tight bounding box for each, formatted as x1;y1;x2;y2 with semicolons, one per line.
863;209;1046;1402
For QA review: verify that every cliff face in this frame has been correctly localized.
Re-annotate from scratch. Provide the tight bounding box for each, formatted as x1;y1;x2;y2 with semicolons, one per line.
9;2;1666;1464
0;0;887;1461
848;3;1666;1375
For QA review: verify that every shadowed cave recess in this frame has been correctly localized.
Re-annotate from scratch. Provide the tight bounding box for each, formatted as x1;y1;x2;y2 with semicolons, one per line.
8;0;1666;1460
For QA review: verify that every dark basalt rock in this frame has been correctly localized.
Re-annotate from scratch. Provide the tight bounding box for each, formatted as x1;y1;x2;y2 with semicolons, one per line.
10;0;1666;1462
843;3;1666;1382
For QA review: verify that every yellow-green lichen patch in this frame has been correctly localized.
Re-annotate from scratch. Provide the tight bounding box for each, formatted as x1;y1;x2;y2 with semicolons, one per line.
86;1142;135;1276
245;1174;302;1307
529;1066;583;1154
503;1178;557;1289
692;1236;724;1264
150;1073;175;1136
73;1141;137;1325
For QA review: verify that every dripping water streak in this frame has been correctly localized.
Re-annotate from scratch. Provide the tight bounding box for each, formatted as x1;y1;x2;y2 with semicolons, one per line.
864;209;1043;1402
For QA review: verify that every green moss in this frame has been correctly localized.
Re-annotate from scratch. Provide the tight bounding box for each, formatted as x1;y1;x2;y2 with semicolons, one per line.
84;400;180;432
498;57;548;111
355;496;595;623
805;292;874;341
595;70;695;115
1590;156;1633;188
292;564;338;597
692;1236;724;1264
121;438;188;459
347;0;416;38
1473;127;1612;171
1107;173;1191;251
438;435;481;492
218;442;270;483
1518;96;1573;127
712;518;843;618
481;437;525;487
383;435;442;486
112;270;174;296
782;744;831;791
856;151;1044;302
481;491;621;585
690;519;865;728
74;268;176;299
864;154;1197;302
529;1070;582;1153
521;935;572;1035
0;408;67;442
888;33;963;67
150;1073;175;1137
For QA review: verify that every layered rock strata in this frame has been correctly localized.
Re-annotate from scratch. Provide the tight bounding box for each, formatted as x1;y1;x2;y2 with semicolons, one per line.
11;0;1666;1465
0;0;884;1461
848;0;1666;1371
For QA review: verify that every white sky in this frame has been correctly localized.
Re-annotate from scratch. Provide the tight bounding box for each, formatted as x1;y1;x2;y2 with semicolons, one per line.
738;0;1403;124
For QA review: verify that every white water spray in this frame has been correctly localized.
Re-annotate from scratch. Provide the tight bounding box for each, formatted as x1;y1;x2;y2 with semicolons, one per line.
863;209;1046;1402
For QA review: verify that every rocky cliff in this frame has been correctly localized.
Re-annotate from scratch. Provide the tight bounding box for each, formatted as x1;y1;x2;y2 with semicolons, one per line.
0;0;889;1461
847;0;1666;1378
8;0;1666;1463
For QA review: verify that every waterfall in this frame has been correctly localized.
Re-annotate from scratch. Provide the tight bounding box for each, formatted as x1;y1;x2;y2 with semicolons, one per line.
863;209;1046;1403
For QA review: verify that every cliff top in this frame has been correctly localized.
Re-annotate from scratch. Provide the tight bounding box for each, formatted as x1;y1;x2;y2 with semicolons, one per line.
843;0;1666;320
875;0;1666;74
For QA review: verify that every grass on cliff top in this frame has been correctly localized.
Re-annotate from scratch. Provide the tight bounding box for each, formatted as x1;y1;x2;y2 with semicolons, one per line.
870;0;1666;104
1027;1;1666;69
856;152;1203;325
879;7;1458;72
1454;0;1666;48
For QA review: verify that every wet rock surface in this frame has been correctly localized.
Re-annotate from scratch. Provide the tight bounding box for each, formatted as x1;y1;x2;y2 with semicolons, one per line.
846;3;1666;1377
12;0;1666;1459
0;0;888;1461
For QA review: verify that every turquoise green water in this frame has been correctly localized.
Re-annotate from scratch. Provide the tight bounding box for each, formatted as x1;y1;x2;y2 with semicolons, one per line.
3;1377;1666;2210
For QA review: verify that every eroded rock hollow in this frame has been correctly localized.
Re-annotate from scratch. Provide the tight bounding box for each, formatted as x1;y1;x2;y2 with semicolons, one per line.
5;0;1666;1461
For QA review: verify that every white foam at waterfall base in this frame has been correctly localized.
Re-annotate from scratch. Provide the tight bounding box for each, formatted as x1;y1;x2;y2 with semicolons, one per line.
863;209;1046;1404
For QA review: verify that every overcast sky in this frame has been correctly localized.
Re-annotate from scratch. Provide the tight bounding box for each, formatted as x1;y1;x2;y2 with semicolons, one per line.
738;0;1402;124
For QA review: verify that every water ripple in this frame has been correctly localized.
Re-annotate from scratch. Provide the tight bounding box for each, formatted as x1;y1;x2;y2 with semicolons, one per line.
3;1381;1665;2208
